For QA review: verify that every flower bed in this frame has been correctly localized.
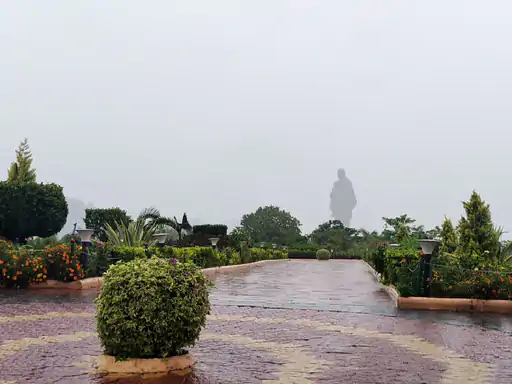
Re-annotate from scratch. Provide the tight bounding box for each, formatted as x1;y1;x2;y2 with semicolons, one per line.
363;243;512;301
0;240;288;288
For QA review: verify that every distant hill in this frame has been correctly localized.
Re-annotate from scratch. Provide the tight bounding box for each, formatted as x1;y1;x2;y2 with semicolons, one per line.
58;197;94;237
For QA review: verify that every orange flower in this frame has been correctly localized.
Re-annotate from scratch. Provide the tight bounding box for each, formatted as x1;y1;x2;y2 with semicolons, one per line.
73;276;78;281
0;260;3;265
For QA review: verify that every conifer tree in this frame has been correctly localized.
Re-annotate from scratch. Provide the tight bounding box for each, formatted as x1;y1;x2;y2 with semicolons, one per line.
440;216;458;254
456;191;498;268
7;138;36;183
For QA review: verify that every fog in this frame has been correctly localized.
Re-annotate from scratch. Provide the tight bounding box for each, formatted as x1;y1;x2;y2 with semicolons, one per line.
1;1;511;234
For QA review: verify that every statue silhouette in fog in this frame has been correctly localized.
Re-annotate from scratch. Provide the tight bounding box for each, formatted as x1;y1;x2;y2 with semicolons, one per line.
330;168;357;226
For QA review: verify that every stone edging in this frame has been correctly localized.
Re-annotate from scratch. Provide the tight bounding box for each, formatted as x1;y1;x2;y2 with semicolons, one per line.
360;260;399;304
97;353;195;374
360;259;512;313
398;296;512;313
28;259;289;291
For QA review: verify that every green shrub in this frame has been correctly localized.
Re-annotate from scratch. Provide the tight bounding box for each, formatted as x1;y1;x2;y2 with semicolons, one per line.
240;241;251;263
156;246;223;268
383;247;421;295
96;258;213;359
288;249;316;258
316;249;331;260
192;224;228;236
0;182;68;242
84;207;131;242
249;248;287;262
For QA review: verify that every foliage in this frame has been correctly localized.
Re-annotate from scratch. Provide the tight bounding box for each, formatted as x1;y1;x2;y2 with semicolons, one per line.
227;226;251;247
316;249;331;260
240;205;302;245
0;182;68;242
7;138;36;183
138;207;179;239
192;224;228;236
44;244;85;281
96;258;213;359
174;213;192;240
456;191;498;269
26;235;60;249
440;217;458;255
310;220;360;252
0;241;47;288
104;219;156;247
383;247;421;295
248;247;287;262
84;208;131;242
381;214;435;242
240;241;251;263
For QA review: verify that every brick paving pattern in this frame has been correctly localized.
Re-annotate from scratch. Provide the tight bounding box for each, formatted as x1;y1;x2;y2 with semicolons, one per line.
0;260;511;383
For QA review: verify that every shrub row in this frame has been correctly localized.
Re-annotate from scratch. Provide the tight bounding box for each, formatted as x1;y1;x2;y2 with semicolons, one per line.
0;241;83;288
364;244;512;300
287;248;361;259
0;240;287;287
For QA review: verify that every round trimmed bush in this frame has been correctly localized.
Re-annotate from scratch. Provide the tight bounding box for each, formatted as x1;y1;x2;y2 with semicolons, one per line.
0;181;68;242
96;257;213;359
316;249;331;260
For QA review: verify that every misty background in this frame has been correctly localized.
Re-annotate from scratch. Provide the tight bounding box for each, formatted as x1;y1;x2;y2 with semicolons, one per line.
1;1;511;236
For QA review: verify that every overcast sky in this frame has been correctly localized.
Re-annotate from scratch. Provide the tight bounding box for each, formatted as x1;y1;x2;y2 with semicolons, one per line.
1;1;511;234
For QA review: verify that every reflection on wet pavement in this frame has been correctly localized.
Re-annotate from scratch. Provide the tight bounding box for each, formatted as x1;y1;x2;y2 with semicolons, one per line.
1;259;511;383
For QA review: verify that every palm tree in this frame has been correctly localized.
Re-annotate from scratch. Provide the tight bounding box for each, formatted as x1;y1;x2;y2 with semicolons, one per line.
103;207;180;246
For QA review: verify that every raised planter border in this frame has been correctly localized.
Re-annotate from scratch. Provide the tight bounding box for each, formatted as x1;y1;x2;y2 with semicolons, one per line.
27;259;289;291
98;353;195;374
360;259;512;314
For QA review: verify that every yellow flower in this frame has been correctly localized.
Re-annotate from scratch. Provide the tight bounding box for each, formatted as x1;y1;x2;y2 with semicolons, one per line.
37;273;42;278
448;285;452;289
484;250;489;254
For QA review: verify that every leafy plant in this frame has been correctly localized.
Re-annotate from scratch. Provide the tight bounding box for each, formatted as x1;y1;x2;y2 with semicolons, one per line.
0;182;68;242
440;217;458;255
84;208;131;242
96;257;213;359
103;219;156;247
456;191;498;269
240;206;302;245
316;249;331;261
7;138;36;183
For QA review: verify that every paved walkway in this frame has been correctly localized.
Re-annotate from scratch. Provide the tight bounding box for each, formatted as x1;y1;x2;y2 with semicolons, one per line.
0;260;511;383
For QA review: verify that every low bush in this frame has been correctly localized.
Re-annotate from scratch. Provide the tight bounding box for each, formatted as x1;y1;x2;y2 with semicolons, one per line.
44;244;85;282
316;249;331;260
96;257;213;359
249;248;287;262
0;242;48;288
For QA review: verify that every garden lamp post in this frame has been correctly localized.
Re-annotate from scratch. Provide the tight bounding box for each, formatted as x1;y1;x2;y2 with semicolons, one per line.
272;244;277;249
209;237;220;249
153;233;168;248
77;229;94;271
260;242;265;248
418;239;440;297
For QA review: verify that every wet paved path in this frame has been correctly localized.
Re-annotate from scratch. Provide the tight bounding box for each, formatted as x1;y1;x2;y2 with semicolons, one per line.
1;260;512;383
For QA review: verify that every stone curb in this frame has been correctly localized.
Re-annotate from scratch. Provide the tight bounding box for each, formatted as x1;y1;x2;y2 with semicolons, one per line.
359;260;399;305
27;259;289;291
398;296;512;313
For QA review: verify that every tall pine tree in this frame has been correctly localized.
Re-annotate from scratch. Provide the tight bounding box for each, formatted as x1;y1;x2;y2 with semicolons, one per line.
456;191;498;268
440;216;458;254
7;138;36;183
